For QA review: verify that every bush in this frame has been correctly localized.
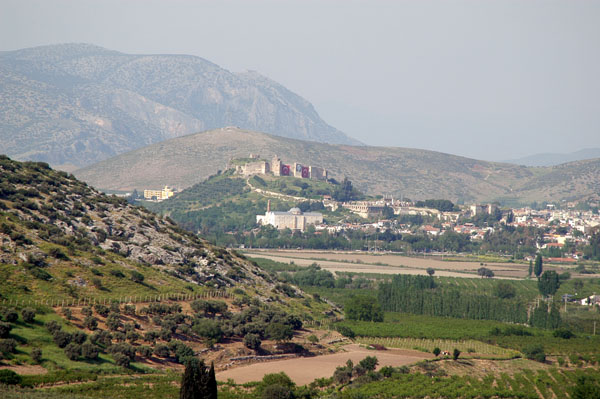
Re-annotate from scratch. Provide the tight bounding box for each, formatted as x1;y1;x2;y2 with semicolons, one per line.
62;308;73;320
20;308;36;323
81;307;93;317
3;309;18;323
130;270;145;283
553;328;575;339
244;333;262;350
307;334;319;344
45;320;61;334
81;342;100;360
453;348;461;360
72;331;88;344
0;338;18;354
64;343;82;360
0;321;12;338
494;282;516;299
266;323;293;343
31;347;42;363
53;331;72;348
83;316;98;330
359;356;378;371
154;344;170;358
433;347;441;357
113;353;130;368
336;325;355;339
523;345;546;363
0;369;22;385
193;319;223;343
94;304;110;318
138;345;153;358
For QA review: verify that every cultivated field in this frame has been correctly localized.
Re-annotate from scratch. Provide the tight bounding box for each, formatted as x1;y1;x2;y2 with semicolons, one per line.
244;250;541;279
216;344;431;385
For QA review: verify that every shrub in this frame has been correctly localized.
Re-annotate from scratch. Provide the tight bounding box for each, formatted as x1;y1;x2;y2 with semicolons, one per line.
30;267;52;280
113;353;130;368
336;325;355;339
123;304;136;316
138;345;153;358
193;319;223;343
81;307;93;317
110;269;125;278
45;320;61;334
31;347;42;363
154;344;170;358
81;342;100;359
64;343;82;360
130;270;145;283
106;313;121;331
266;323;293;343
94;304;110;318
72;331;88;345
553;328;575;339
20;308;36;323
3;309;18;323
126;331;141;344
307;334;319;344
0;321;12;338
433;347;441;357
453;348;461;360
83;316;98;330
53;331;72;348
359;356;378;371
0;369;22;385
523;345;546;363
62;308;73;320
244;333;262;350
0;338;18;354
108;342;136;359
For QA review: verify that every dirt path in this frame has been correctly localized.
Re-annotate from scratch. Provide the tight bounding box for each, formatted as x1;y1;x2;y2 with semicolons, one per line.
216;344;432;385
0;364;47;375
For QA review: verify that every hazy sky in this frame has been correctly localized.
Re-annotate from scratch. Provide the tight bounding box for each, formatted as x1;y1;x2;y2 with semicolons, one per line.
2;0;599;161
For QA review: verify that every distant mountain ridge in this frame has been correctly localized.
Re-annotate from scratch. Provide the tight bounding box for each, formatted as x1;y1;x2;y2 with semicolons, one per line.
504;148;600;167
74;127;600;204
0;43;359;169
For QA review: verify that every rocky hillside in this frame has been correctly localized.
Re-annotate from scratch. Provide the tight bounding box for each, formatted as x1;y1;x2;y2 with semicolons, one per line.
0;43;358;169
0;155;276;301
74;127;600;204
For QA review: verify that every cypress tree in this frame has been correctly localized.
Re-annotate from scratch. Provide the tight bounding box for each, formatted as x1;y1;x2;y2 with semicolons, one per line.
534;254;543;278
528;260;533;277
180;358;217;399
207;362;217;399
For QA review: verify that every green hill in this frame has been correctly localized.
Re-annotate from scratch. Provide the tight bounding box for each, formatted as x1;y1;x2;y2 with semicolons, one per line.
145;171;357;240
75;127;600;205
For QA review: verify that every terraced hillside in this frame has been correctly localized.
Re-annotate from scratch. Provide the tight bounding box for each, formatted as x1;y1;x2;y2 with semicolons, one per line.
75;127;600;204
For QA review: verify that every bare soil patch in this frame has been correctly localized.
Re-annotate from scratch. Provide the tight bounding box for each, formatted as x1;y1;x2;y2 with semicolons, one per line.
217;344;431;385
0;364;47;375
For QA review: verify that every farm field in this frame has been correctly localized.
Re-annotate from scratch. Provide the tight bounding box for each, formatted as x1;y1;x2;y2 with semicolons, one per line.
244;249;558;279
246;252;517;279
216;344;431;385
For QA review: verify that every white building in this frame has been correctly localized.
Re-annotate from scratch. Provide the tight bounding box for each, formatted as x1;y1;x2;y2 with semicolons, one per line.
257;204;323;232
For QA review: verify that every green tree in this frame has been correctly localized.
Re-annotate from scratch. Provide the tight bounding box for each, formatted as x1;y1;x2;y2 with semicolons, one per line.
426;268;435;276
180;358;217;399
534;254;543;277
494;282;516;299
345;296;384;322
538;270;560;297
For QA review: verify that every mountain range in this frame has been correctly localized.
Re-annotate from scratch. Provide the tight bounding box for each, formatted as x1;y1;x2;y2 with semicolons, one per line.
74;127;600;205
0;43;359;170
504;148;600;167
